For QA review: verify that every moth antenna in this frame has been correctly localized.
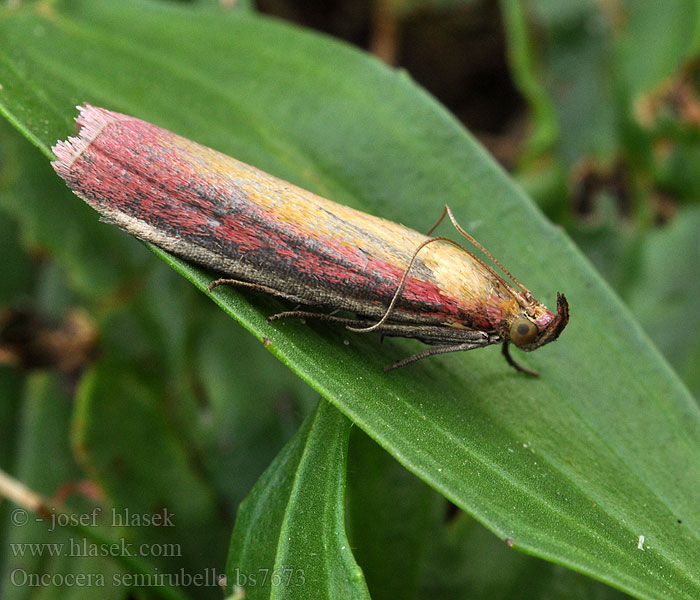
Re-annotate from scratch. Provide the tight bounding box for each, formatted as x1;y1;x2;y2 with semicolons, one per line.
427;205;532;299
349;233;509;333
348;236;456;333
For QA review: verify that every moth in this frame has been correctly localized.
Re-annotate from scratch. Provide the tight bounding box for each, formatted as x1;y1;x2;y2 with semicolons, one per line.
52;105;568;374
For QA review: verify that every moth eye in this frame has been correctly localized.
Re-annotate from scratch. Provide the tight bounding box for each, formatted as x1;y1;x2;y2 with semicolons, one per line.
510;317;538;346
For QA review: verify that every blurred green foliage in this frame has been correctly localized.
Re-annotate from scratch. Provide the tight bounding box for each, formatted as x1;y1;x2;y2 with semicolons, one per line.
504;0;700;398
0;117;319;599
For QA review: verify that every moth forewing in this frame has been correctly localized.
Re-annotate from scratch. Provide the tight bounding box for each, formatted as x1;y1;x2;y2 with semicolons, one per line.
52;105;568;374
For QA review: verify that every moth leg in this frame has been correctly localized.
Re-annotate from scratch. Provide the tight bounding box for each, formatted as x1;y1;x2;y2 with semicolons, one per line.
385;342;485;372
208;278;311;306
268;310;369;328
502;341;540;377
208;277;283;296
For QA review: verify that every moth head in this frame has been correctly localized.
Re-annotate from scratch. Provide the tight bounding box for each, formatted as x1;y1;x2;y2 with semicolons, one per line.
508;293;569;351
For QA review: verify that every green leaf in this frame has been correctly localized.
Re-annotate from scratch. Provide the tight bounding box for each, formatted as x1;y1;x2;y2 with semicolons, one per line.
624;207;700;398
2;2;700;599
192;308;319;505
346;427;440;600
0;116;147;298
614;0;699;97
73;362;229;572
0;374;126;600
226;400;369;600
345;429;628;599
527;0;619;165
500;0;560;162
421;512;630;600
